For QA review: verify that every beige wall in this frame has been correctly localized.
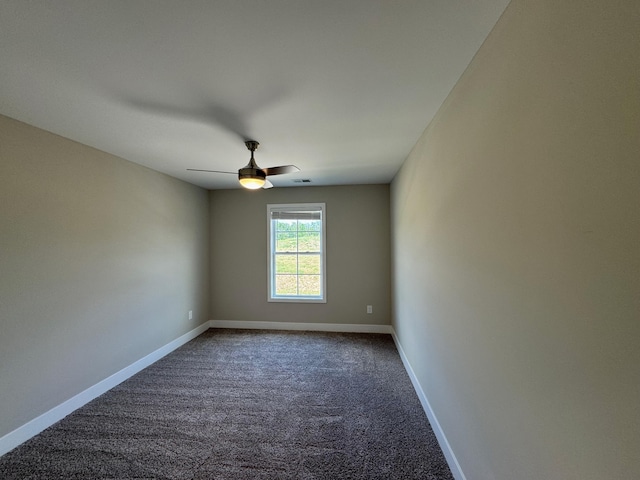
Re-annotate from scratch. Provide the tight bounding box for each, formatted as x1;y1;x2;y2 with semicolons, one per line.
0;115;210;438
391;0;640;479
210;185;390;325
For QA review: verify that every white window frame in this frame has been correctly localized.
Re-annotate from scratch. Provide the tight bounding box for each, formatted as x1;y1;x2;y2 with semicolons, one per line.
267;203;326;303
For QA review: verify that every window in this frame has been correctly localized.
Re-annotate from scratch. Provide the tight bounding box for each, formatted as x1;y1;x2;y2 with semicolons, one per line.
267;203;326;302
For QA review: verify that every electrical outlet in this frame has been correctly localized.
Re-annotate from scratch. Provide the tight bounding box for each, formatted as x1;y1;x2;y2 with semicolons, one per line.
189;310;193;320
367;305;373;314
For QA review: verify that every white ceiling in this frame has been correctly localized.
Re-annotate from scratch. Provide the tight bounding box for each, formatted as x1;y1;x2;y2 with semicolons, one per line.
0;1;509;190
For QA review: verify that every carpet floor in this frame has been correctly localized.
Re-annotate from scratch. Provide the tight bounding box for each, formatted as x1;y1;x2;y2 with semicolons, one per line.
0;329;454;479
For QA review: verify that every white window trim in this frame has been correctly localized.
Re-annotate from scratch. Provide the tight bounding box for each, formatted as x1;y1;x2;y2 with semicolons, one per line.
267;203;327;303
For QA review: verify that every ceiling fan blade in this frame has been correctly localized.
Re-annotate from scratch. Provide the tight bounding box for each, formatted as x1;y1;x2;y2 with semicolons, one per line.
263;165;300;176
125;100;252;141
205;104;251;141
186;168;236;174
262;179;274;189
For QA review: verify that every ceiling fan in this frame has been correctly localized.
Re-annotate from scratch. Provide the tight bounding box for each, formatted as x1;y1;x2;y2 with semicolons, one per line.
187;140;300;190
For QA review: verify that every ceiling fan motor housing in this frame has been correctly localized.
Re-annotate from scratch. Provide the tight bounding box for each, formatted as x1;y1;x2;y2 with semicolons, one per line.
238;166;266;181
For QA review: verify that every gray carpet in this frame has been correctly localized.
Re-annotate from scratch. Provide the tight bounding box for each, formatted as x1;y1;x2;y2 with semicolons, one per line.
0;329;454;479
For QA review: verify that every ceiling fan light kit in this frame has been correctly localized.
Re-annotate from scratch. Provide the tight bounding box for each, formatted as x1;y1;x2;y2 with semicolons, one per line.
239;170;266;189
187;139;300;190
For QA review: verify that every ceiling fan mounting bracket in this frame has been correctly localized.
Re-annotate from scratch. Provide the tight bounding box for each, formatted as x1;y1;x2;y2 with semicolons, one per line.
245;140;259;152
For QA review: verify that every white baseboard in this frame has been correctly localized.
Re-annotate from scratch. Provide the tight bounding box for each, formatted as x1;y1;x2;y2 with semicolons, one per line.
390;329;466;480
0;321;210;458
210;319;393;334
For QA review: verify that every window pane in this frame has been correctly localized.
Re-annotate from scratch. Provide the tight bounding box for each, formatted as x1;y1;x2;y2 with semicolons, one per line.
276;219;296;231
299;275;321;296
298;231;320;252
276;232;297;252
275;254;297;274
299;219;321;231
275;275;297;295
298;254;320;274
